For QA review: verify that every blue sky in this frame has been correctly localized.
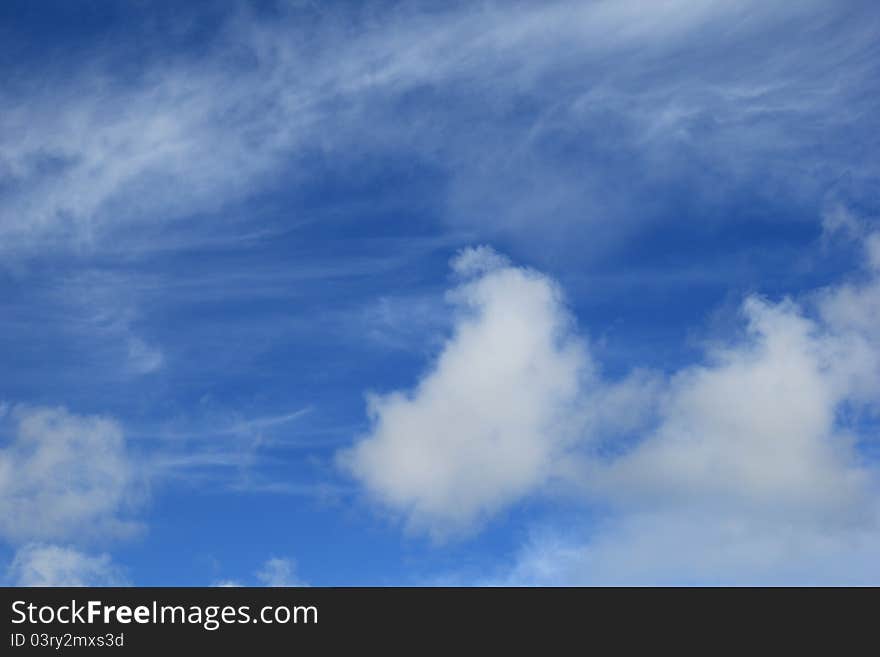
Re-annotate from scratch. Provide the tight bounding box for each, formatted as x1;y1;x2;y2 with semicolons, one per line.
1;0;879;586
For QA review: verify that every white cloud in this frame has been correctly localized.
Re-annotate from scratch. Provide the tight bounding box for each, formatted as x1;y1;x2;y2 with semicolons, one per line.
8;544;127;587
450;246;510;278
256;557;306;587
0;405;141;544
561;230;880;584
551;286;880;584
339;247;589;538
597;296;871;518
346;231;880;582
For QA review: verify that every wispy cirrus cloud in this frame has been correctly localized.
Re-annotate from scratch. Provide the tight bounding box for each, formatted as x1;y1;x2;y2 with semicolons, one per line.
2;1;876;261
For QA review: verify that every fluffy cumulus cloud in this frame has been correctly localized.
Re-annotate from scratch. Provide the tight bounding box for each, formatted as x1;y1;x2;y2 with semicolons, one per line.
7;544;127;587
545;267;880;584
344;230;880;582
0;405;140;544
597;297;872;517
340;247;589;537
